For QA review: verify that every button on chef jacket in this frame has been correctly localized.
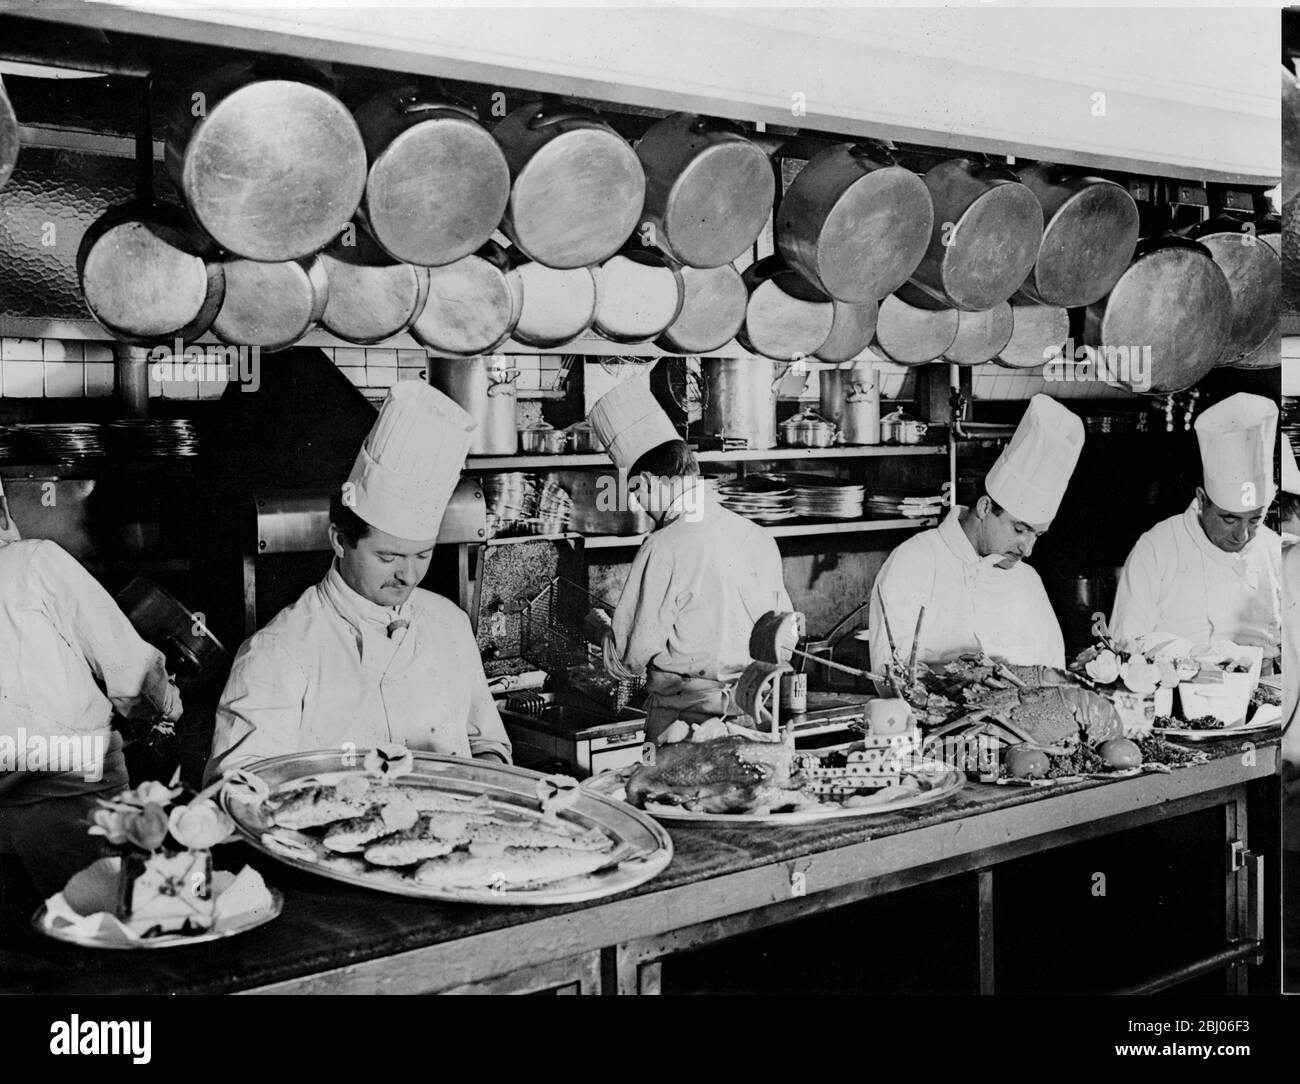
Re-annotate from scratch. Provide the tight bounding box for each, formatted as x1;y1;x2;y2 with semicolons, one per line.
602;483;792;689
1110;501;1282;656
0;539;177;802
210;562;511;777
868;505;1065;675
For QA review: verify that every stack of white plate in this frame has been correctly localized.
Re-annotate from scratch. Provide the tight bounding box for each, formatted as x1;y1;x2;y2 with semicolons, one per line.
717;477;796;523
482;473;538;534
865;489;947;518
783;475;865;520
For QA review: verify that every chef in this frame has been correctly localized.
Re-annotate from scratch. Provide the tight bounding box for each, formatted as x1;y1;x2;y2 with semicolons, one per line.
0;479;183;897
208;382;511;778
869;394;1085;678
583;375;793;741
1110;392;1281;661
1281;434;1300;545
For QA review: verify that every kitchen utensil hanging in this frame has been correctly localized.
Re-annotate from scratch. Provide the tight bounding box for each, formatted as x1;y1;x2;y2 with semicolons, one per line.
318;223;430;345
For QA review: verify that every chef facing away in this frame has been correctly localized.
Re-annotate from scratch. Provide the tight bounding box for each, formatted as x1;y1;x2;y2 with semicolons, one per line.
1110;392;1282;664
0;479;183;896
208;382;511;779
869;394;1086;678
583;376;793;741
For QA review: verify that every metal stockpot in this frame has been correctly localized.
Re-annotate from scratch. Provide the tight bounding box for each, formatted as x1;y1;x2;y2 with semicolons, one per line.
165;62;367;261
994;303;1071;369
656;262;747;354
353;86;510;267
493;101;645;269
636;113;774;268
428;356;520;456
873;293;959;365
593;247;685;344
840;366;881;446
212;255;329;353
907;158;1044;312
777;141;933;303
410;241;522;357
1016;164;1139;307
318;226;430;345
943;304;1013;366
1184;217;1278;366
1083;234;1232;394
737;255;834;362
815;299;879;362
116;576;228;688
700;357;782;450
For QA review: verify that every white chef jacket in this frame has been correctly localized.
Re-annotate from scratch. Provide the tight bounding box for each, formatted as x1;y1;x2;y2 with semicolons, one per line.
1110;501;1282;656
868;506;1066;677
209;563;511;778
603;484;792;693
0;539;177;803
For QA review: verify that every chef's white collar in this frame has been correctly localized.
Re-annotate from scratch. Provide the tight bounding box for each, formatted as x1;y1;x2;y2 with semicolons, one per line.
323;560;409;632
658;476;712;529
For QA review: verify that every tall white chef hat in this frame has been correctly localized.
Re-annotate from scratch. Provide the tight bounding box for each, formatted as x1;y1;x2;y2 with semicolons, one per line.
1283;434;1300;497
984;394;1085;525
344;381;476;541
589;374;679;471
1193;392;1278;513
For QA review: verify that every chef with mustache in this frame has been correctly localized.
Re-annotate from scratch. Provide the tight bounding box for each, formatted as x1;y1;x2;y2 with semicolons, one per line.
208;381;511;778
868;394;1085;677
1110;392;1281;663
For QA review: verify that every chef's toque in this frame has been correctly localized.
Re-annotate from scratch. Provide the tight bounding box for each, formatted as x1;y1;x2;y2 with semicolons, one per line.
588;374;679;471
984;394;1085;524
345;381;476;541
1194;392;1278;513
1283;433;1300;497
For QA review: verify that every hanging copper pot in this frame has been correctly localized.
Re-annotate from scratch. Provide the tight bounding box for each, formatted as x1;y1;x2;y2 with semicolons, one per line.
656;262;747;354
943;304;1013;366
1082;234;1232;394
508;253;600;349
737;255;834;361
353;86;510;267
777;141;932;303
493;101;645;269
635;113;774;268
1016;164;1139;307
318;225;430;345
165;61;367;261
814;299;880;363
872;293;958;365
1182;217;1279;366
907;158;1044;312
994;303;1071;370
409;240;522;357
212;256;329;353
593;247;684;344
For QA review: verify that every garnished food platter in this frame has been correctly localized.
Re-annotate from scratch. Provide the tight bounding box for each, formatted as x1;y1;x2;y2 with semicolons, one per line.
1152;702;1283;743
220;748;672;905
586;751;963;826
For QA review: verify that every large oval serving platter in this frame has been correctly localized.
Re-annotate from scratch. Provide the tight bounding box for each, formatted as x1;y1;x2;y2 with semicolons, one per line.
222;751;672;905
584;755;964;826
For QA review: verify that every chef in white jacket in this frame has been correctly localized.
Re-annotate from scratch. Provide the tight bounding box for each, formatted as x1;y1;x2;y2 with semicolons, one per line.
1110;392;1281;662
869;394;1085;677
584;376;792;741
209;382;511;778
0;479;183;896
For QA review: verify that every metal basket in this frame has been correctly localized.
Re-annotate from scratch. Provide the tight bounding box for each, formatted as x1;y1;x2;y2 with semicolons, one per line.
520;576;645;712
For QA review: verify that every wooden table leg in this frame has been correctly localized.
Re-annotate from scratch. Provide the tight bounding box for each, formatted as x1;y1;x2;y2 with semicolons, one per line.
977;867;995;995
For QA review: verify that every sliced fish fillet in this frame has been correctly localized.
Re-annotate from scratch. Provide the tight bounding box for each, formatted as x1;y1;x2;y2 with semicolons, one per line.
268;784;373;829
413;846;613;890
323;798;419;853
364;818;458;866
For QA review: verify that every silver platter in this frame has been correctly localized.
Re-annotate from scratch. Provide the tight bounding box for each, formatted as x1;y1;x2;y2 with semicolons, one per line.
222;751;673;905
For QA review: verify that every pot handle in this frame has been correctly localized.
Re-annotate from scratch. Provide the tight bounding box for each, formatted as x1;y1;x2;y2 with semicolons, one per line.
528;104;602;131
847;139;898;166
971;156;1020;184
689;115;748;137
773;359;812;395
396;94;480;122
487;368;521;394
1134;231;1214;261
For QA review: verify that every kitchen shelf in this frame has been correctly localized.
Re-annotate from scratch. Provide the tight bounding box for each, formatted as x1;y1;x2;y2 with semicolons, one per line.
579;516;936;549
0;459;196;479
463;446;945;471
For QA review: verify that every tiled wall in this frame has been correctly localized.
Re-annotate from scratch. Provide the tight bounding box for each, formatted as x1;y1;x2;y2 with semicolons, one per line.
0;338;569;402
